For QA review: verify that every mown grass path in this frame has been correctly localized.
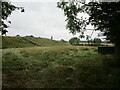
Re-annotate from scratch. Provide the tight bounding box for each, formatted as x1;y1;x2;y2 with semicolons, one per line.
2;46;120;88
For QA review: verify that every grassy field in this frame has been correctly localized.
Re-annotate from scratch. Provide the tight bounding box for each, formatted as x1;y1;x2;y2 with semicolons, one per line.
2;36;35;49
2;36;67;49
24;36;68;46
2;45;120;88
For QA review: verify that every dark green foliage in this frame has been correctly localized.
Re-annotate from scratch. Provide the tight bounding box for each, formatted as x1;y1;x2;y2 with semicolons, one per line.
57;1;87;35
2;2;16;20
1;1;24;35
57;1;120;43
69;37;80;45
16;35;20;37
85;2;120;44
93;38;102;46
79;34;85;39
57;0;120;61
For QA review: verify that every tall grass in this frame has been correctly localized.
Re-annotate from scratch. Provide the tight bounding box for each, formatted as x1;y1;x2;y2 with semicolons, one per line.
2;46;119;88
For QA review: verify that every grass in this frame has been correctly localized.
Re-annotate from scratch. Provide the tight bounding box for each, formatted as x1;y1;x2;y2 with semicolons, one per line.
2;36;67;49
2;46;120;88
2;36;35;49
24;36;68;46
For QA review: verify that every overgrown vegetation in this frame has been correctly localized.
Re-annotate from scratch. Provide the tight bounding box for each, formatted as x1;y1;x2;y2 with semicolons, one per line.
2;46;119;88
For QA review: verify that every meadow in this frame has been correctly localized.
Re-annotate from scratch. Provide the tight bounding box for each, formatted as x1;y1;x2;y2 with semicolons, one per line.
2;36;67;49
2;36;120;88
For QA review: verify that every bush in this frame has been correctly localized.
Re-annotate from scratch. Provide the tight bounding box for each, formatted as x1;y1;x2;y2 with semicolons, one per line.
69;37;80;45
30;35;34;37
16;35;20;36
93;38;102;46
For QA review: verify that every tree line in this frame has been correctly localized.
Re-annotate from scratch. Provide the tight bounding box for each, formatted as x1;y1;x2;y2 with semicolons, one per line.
69;37;102;46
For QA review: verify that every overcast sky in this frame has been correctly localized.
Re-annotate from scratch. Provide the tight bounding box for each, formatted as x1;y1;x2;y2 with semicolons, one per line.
7;1;100;41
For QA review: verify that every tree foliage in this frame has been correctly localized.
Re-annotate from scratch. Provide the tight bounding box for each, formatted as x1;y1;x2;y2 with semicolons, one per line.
69;37;80;45
57;0;120;44
57;1;120;62
79;34;85;39
93;38;102;46
1;1;24;35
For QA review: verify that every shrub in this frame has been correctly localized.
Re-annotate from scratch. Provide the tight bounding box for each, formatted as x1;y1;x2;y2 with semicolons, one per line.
93;38;102;46
69;37;80;45
16;35;20;36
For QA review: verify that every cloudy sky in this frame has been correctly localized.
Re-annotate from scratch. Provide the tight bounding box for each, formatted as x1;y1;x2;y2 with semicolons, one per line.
7;1;100;41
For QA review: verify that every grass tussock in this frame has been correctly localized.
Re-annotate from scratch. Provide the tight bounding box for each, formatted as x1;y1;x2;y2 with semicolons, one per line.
2;46;120;88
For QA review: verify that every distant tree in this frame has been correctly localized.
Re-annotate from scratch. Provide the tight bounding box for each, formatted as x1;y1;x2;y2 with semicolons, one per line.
69;37;80;45
93;38;102;46
30;35;34;37
1;1;24;35
16;35;20;37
